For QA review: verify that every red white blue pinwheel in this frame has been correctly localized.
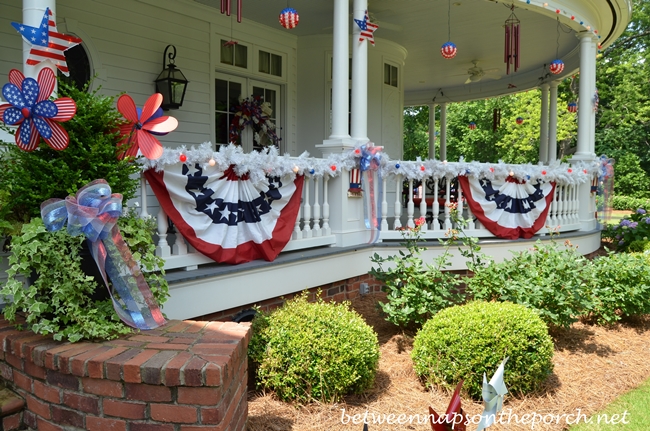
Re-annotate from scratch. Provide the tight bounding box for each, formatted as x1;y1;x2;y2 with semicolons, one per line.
117;93;178;160
0;68;76;151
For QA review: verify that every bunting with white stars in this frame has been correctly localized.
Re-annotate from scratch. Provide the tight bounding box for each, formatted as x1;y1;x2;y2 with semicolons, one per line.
457;175;555;240
144;162;304;264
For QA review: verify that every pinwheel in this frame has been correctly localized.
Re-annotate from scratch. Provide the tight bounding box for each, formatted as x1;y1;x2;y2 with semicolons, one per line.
0;68;76;151
477;358;509;431
429;380;468;431
116;93;178;160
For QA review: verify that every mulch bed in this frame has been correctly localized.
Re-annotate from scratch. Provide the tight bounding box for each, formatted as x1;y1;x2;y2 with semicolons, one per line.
247;245;650;431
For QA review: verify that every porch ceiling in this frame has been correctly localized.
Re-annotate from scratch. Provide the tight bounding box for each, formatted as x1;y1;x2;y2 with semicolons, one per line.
196;0;631;105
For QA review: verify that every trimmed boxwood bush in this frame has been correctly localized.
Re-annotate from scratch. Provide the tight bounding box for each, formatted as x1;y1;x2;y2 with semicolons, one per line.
411;301;554;399
249;292;380;403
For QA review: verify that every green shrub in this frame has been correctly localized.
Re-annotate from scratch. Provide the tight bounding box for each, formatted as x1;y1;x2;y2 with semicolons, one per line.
370;217;466;328
627;240;650;253
466;241;593;328
0;213;168;342
0;79;140;234
611;196;650;211
249;292;380;403
588;252;650;324
411;301;554;399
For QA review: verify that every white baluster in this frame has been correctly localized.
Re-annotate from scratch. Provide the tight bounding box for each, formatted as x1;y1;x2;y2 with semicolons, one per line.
155;207;171;258
139;173;149;219
302;176;312;238
407;179;415;228
172;234;188;256
548;186;558;228
381;177;389;231
432;179;440;231
572;185;580;224
393;174;402;230
444;177;452;230
557;185;566;226
419;180;428;231
464;183;475;230
322;176;331;235
312;177;322;237
456;178;464;227
293;185;303;240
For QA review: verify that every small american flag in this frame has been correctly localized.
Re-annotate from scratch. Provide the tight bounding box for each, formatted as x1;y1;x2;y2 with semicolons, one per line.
354;10;378;46
11;8;82;76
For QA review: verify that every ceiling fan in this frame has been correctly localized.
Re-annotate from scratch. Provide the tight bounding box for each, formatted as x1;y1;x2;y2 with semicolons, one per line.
464;61;500;84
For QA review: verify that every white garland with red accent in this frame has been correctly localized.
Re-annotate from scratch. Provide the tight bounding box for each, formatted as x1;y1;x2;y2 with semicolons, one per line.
138;143;598;187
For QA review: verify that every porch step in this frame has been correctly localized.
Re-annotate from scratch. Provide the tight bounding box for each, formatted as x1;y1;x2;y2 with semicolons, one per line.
0;387;25;431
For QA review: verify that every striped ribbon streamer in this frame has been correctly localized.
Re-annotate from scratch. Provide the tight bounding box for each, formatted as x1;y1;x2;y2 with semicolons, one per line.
40;180;166;330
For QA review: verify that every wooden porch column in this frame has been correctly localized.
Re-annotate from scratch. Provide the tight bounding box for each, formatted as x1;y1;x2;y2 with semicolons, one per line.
572;32;598;231
440;103;447;161
538;83;550;163
575;32;597;159
323;0;351;146
428;104;436;159
22;0;57;80
351;0;368;143
547;80;559;162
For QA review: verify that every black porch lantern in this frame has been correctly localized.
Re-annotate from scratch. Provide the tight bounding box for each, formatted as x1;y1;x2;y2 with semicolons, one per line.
155;45;189;110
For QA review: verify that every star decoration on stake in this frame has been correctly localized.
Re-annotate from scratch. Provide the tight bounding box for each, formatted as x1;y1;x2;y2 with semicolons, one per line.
11;8;82;76
116;93;178;160
354;10;378;46
0;68;77;151
477;358;509;431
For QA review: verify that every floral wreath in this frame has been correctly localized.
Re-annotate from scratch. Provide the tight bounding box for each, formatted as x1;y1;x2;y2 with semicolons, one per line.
229;96;281;147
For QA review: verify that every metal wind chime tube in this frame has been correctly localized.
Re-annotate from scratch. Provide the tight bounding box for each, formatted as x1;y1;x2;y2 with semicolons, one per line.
504;7;520;75
220;0;242;22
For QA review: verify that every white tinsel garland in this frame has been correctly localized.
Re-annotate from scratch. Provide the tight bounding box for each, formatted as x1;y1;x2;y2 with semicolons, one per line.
138;143;599;187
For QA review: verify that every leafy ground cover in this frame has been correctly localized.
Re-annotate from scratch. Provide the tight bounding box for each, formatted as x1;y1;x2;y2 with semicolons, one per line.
247;291;650;430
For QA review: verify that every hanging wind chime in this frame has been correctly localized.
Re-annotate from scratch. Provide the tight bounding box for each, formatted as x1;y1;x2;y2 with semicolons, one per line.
468;121;477;130
567;102;577;113
504;5;520;75
516;117;524;125
549;18;565;74
441;0;457;59
221;0;242;23
492;108;501;132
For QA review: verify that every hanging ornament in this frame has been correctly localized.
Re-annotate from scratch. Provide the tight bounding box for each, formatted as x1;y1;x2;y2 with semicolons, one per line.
279;7;299;29
516;117;524;125
468;122;477;130
567;102;578;113
441;42;457;59
441;0;457;59
593;90;599;112
0;68;77;151
10;8;82;76
549;59;564;74
549;18;566;75
504;5;520;75
220;0;242;23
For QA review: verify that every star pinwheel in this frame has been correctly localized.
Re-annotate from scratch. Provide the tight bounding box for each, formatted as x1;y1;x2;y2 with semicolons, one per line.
429;380;468;431
116;93;178;160
477;357;509;431
0;68;76;151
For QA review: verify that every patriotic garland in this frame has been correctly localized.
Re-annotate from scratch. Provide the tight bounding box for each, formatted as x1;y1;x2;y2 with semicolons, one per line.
139;143;599;187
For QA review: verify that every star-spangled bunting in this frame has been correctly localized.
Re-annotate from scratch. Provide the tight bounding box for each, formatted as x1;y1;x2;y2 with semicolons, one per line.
354;10;378;46
11;8;82;76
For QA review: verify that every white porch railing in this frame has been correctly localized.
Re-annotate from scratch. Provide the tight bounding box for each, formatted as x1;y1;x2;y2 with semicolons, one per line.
141;165;591;272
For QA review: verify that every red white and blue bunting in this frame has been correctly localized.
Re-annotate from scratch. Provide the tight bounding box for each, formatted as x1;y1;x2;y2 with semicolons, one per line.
458;176;555;239
144;161;303;264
